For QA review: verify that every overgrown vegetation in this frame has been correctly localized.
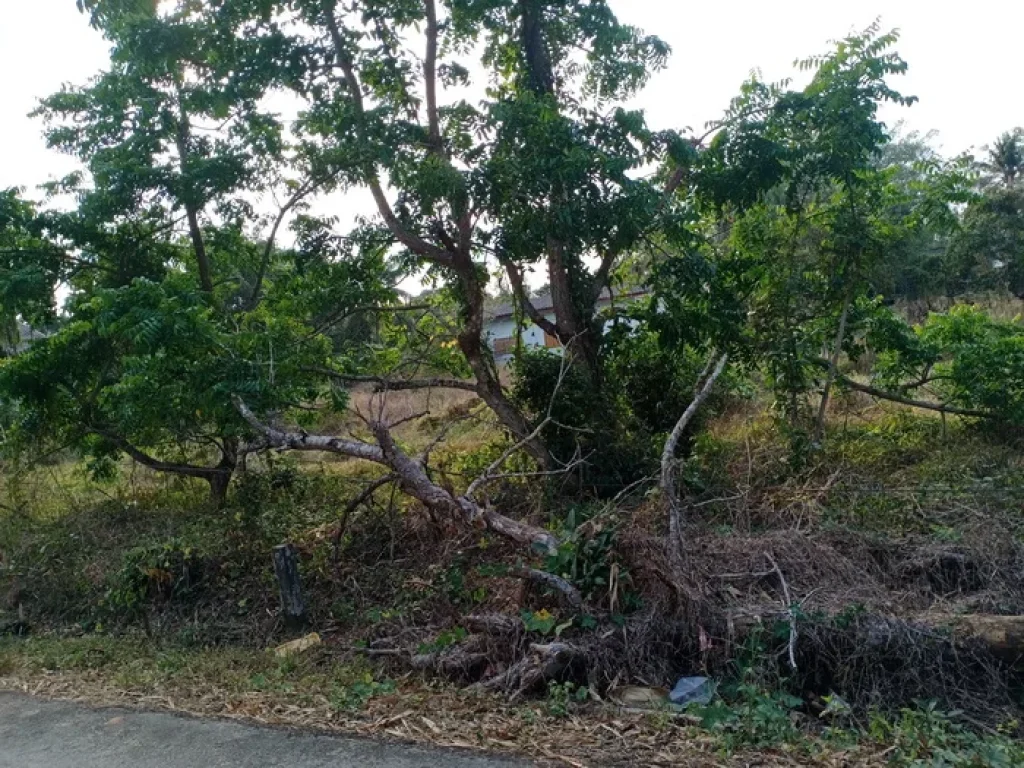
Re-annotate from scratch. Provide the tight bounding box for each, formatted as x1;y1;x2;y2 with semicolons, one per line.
3;1;1024;764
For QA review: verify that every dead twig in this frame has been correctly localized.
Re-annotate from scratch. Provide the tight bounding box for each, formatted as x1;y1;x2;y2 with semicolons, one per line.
765;551;798;671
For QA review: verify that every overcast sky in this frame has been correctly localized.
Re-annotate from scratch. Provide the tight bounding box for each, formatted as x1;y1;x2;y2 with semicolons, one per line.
2;0;1021;196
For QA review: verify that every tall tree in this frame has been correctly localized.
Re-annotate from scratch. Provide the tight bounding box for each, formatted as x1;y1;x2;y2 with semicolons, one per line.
982;129;1024;189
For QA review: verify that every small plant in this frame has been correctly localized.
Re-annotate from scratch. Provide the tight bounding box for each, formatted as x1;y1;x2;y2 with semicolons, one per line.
868;701;1024;767
104;539;210;616
521;609;572;637
329;673;396;711
542;505;639;611
693;681;803;749
545;680;588;718
417;626;468;655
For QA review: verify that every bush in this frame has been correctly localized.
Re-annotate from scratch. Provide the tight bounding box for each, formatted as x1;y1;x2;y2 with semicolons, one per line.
105;540;213;615
510;349;658;493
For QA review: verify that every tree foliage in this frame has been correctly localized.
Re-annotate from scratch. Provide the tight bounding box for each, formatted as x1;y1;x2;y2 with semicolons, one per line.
2;6;1023;543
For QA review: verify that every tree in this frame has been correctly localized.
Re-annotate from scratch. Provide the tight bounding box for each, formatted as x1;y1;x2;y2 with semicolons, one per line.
982;129;1024;189
0;1;393;502
948;187;1024;298
650;26;921;442
867;129;976;301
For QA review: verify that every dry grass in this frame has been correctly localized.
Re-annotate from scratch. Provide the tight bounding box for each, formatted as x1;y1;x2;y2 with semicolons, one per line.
0;635;896;767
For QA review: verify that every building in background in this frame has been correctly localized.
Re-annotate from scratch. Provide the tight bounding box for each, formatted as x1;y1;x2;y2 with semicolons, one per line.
483;288;649;362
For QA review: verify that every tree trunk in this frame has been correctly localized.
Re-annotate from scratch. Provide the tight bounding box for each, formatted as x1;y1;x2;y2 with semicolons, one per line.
518;0;555;96
453;255;553;470
173;94;214;295
814;293;852;444
546;240;602;382
207;439;237;506
272;544;308;630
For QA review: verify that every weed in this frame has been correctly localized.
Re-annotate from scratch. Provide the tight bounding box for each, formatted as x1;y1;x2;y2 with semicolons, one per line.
545;680;587;718
330;674;396;711
417;627;468;655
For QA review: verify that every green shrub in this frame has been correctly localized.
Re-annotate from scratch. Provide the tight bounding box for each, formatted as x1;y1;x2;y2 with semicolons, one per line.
104;539;212;615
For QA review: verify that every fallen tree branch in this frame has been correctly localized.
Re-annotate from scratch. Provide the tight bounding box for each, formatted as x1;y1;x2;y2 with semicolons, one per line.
233;396;559;555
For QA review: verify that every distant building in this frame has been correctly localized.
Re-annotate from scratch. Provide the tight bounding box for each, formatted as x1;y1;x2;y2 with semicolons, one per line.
483;288;649;361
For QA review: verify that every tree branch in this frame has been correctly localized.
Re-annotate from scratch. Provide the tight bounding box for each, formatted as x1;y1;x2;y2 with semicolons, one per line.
813;361;994;419
661;353;729;568
233;396;559;554
233;396;386;462
591;248;620;303
315;370;478;393
499;255;560;338
249;177;325;309
322;9;452;266
95;429;228;481
313;302;432;336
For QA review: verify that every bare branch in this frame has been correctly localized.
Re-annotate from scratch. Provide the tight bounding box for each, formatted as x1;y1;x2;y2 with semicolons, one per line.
814;361;994;419
387;410;430;429
332;474;399;566
765;552;798;671
465;353;573;501
233;396;386;462
661;353;729;568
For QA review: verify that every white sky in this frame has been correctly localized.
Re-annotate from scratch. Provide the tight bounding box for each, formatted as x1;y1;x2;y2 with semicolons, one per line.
2;0;1021;196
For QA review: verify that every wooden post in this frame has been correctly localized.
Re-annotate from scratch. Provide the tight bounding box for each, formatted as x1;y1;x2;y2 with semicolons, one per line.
272;544;308;630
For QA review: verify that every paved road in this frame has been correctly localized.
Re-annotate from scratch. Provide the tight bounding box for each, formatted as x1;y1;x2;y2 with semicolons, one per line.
0;692;530;768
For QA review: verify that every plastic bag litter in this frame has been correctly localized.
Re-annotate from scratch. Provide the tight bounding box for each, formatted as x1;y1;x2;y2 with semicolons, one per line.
669;676;716;706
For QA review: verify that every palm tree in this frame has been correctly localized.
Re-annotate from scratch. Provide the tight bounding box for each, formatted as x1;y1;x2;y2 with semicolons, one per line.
983;129;1024;188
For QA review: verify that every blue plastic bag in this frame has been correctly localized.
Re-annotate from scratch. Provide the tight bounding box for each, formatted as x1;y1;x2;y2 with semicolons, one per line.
669;676;716;706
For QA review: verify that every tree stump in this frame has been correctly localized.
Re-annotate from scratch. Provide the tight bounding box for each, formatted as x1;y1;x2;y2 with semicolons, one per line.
272;544;308;630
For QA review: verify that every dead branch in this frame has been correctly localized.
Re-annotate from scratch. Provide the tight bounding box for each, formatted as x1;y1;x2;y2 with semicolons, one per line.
765;552;798;671
476;642;581;695
332;474;399;567
233;396;560;555
517;568;584;614
464;614;522;635
660;353;729;567
466;351;574;502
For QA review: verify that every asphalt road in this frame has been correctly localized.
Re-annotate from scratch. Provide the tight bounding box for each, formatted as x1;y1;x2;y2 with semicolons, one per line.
0;692;530;768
